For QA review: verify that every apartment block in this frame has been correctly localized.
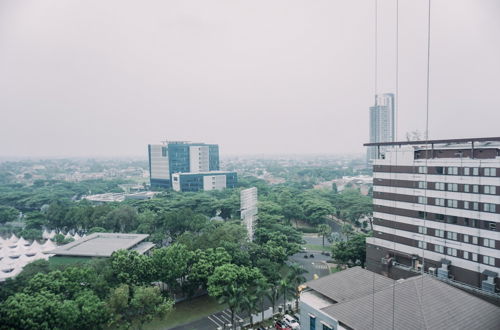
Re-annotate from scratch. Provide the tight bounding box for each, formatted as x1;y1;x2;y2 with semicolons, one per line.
364;137;500;293
171;171;237;192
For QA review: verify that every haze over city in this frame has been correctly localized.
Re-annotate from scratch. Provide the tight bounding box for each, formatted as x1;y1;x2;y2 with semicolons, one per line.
1;0;499;158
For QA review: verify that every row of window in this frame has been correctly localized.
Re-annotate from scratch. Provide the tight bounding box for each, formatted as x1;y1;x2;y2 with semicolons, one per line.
417;196;497;213
417;181;497;195
415;211;497;231
419;242;496;266
417;226;496;248
417;166;497;176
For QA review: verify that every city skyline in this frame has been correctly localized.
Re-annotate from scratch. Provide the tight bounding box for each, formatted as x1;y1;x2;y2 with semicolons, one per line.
1;0;499;158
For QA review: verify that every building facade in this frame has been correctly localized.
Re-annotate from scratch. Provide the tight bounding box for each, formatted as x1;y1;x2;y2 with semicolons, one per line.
365;137;500;293
367;93;395;163
241;187;258;241
171;171;237;192
148;141;220;188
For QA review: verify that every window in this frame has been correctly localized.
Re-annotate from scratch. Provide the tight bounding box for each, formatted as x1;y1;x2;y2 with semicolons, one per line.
472;185;479;193
446;216;457;224
484;185;496;194
483;256;495;266
435;198;445;206
446;231;458;240
472;253;478;262
464;201;470;209
418;166;428;174
434;245;444;253
472;236;478;245
418;226;427;234
484;203;496;213
436;167;444;174
473;167;479;176
464;184;470;193
418;181;427;189
447;167;458;175
463;251;469;259
447;247;457;257
463;234;469;243
436;214;445;221
488;222;497;231
483;238;495;248
418;241;427;249
418;211;427;219
161;147;167;157
464;167;470;176
435;182;445;191
447;199;458;208
435;229;444;238
473;202;479;211
484;168;497;177
322;324;333;330
418;196;427;204
310;315;316;330
447;183;458;192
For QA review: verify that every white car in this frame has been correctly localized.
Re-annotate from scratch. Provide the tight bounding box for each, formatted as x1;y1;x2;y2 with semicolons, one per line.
282;314;300;330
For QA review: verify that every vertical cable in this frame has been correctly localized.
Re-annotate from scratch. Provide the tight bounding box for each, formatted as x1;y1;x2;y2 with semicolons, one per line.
372;1;378;328
392;1;399;328
421;3;432;329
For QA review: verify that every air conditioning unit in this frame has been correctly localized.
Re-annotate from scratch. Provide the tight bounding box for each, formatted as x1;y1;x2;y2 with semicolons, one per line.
416;264;423;272
481;281;496;293
428;267;436;276
437;268;449;279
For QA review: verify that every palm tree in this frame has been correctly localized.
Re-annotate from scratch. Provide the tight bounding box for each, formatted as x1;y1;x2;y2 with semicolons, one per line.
317;223;332;249
255;278;270;323
241;292;259;327
279;277;295;314
266;284;280;316
216;285;241;329
287;263;308;311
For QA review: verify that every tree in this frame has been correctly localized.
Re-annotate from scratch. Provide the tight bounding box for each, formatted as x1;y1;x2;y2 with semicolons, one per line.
317;223;332;248
286;263;307;310
0;205;19;224
278;277;294;313
207;264;265;329
151;244;193;293
111;250;153;286
107;284;173;329
106;205;139;232
188;247;232;292
331;233;369;267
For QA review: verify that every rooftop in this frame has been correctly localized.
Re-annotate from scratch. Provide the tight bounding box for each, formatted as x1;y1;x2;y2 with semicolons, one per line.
50;233;151;257
304;267;500;330
363;136;500;147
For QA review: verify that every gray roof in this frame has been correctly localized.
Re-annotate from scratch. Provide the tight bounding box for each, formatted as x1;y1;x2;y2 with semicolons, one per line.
321;275;500;330
306;266;395;303
50;233;150;257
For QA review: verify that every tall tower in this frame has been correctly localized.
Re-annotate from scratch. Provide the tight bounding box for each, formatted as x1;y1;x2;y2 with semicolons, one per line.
367;93;395;163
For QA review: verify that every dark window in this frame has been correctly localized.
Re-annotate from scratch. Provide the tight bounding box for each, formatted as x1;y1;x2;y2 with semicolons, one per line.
435;214;445;221
446;216;457;224
418;211;426;219
436;167;444;174
310;316;316;330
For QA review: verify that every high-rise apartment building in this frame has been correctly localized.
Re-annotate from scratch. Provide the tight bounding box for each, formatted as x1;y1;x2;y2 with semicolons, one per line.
241;187;258;241
148;141;220;189
364;137;500;293
367;93;395;163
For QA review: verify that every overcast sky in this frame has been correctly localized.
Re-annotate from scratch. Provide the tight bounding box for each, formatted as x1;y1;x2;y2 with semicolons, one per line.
1;0;499;158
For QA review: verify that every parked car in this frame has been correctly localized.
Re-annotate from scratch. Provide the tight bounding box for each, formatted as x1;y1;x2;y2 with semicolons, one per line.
282;314;300;330
275;320;292;330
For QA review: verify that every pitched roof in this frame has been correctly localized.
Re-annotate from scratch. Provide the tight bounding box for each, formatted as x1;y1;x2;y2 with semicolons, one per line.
321;275;500;330
306;266;395;303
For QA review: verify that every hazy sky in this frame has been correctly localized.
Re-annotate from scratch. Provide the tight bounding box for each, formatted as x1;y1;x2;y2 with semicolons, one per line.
1;0;499;158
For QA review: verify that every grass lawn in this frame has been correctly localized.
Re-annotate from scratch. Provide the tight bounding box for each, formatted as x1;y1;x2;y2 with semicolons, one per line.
143;295;224;330
48;256;93;269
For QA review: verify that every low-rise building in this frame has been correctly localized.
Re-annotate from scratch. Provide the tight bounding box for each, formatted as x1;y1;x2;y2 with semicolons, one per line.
300;266;500;330
171;171;237;192
50;233;154;258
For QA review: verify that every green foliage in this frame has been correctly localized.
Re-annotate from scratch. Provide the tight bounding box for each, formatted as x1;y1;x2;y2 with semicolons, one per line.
331;233;369;267
151;244;193;293
111;250;154;286
0;205;19;224
107;284;173;329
